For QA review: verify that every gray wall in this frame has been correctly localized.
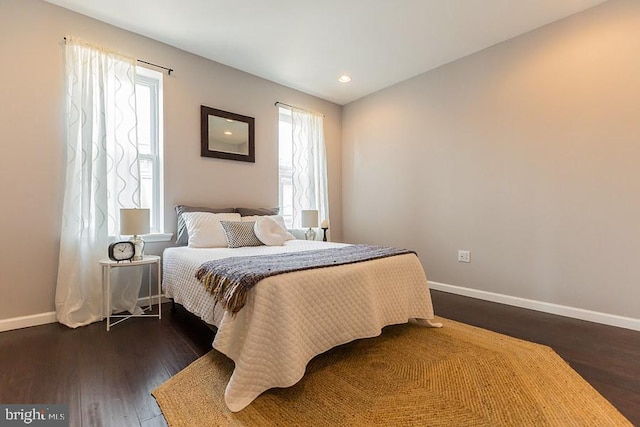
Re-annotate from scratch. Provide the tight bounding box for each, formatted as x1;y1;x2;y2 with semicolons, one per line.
0;0;342;321
342;0;640;320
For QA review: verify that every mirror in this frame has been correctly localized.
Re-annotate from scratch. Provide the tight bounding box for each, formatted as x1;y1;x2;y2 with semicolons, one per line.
201;105;255;162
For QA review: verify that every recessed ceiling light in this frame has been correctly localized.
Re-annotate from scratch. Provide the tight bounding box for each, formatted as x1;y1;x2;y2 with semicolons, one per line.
224;131;232;135
338;75;352;83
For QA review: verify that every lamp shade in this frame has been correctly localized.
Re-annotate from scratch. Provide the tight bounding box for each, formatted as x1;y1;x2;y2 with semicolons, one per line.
120;208;150;236
301;210;318;228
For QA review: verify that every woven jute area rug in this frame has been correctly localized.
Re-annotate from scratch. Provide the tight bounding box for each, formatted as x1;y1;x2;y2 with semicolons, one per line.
153;317;630;426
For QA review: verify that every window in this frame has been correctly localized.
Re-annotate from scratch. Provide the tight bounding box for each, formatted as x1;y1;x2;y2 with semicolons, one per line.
135;67;163;234
278;108;294;228
278;106;329;231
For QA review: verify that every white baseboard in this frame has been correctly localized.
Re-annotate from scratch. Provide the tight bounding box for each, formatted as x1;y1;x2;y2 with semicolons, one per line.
0;311;58;333
0;294;171;333
137;295;173;306
429;281;640;332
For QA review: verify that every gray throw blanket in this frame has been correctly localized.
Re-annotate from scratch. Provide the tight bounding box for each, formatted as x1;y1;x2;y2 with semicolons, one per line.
195;244;415;315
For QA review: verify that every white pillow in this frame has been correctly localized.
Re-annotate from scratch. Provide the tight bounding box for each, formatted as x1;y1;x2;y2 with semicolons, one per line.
254;217;292;246
182;212;241;247
242;215;295;240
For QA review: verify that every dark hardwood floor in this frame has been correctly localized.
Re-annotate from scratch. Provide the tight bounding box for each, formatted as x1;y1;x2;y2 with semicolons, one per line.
0;291;638;426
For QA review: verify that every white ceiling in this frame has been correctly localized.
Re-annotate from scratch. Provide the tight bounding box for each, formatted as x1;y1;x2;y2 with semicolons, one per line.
45;0;608;105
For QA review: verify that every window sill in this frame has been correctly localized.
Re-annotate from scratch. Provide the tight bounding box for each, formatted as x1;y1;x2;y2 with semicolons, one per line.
143;233;173;243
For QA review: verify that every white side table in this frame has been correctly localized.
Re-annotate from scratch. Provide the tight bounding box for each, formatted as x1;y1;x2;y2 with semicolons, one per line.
99;255;162;331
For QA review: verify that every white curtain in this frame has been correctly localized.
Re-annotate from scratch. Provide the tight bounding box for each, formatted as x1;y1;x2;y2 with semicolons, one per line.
290;107;329;234
56;37;142;328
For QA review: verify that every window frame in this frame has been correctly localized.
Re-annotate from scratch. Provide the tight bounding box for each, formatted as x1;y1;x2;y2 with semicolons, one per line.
135;67;165;237
278;107;294;228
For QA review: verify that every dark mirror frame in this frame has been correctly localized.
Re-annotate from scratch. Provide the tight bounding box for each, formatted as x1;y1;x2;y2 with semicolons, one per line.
200;105;255;163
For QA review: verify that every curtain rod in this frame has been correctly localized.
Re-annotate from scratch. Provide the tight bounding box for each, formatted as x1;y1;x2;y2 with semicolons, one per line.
275;101;325;117
62;37;174;75
135;59;173;75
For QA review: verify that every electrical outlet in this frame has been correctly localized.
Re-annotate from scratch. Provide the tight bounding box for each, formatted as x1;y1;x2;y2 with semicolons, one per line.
458;250;470;263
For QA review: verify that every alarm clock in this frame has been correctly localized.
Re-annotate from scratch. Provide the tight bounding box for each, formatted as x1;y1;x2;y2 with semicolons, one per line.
108;241;136;262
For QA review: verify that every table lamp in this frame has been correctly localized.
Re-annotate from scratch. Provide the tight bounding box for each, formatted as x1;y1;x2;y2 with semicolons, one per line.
321;219;329;242
120;208;150;261
301;210;318;241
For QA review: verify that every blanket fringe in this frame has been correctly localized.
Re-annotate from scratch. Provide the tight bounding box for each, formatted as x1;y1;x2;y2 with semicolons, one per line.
195;267;247;315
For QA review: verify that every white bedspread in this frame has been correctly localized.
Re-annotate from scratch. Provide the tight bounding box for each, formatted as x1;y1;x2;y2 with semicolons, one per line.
163;240;435;412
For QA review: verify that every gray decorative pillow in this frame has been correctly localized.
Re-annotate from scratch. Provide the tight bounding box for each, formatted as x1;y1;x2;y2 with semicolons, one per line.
220;221;264;248
236;207;279;217
175;205;235;246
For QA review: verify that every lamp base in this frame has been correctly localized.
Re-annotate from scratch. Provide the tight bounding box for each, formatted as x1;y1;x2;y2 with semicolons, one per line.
304;228;316;241
131;235;145;261
322;227;328;242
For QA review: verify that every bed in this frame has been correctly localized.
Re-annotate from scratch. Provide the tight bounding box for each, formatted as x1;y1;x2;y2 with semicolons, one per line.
163;239;437;412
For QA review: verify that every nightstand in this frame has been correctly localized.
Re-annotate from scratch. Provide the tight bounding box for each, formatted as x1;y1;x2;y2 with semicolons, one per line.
99;255;162;331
